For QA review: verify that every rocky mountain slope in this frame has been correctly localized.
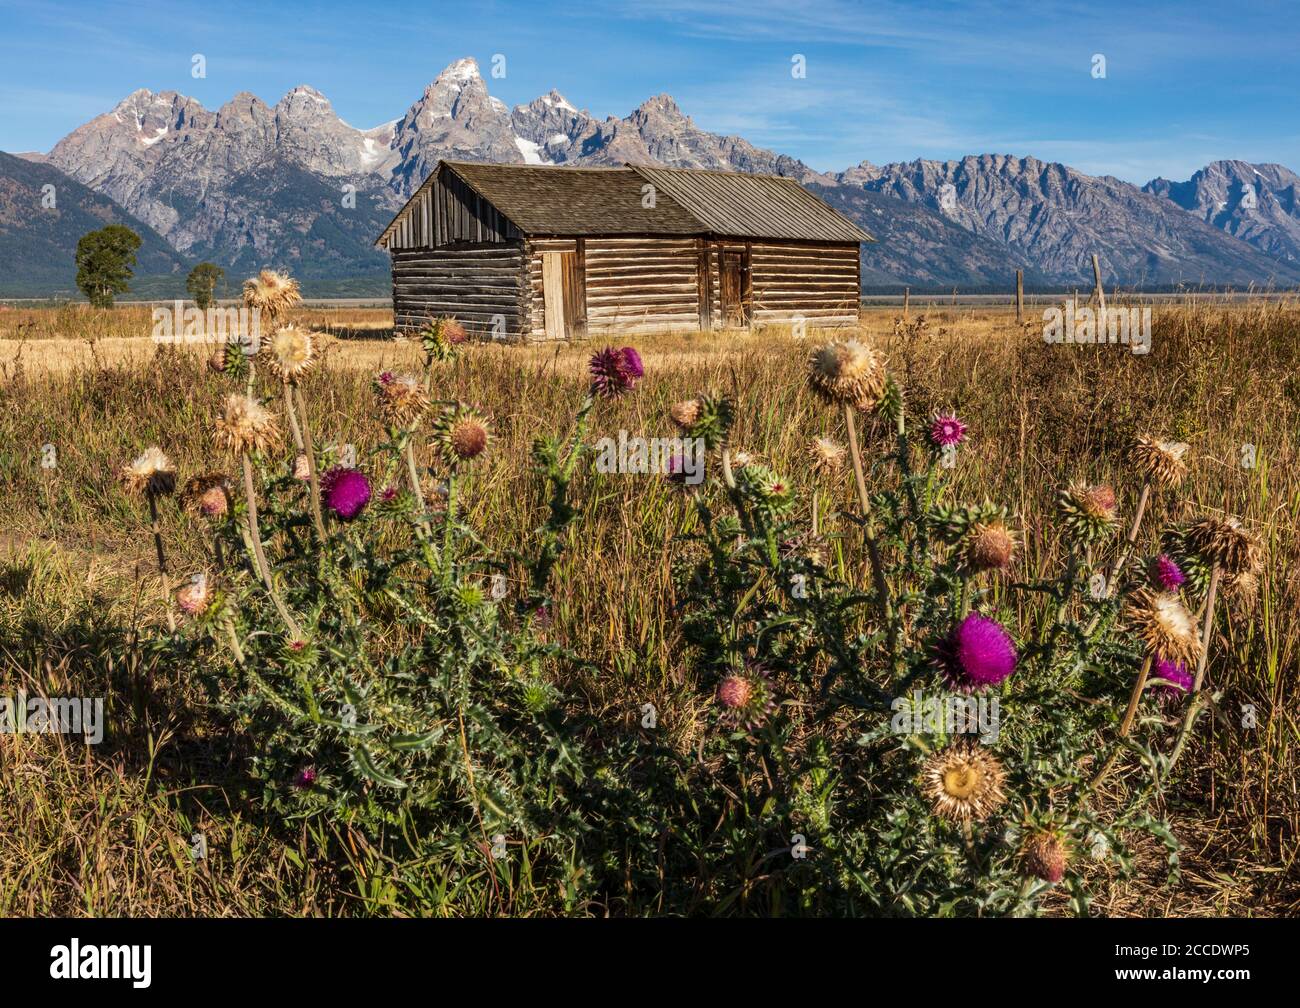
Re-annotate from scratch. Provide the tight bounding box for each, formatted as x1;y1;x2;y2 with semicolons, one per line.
1144;160;1300;269
46;86;394;280
0;150;185;296
836;155;1300;287
10;57;1300;295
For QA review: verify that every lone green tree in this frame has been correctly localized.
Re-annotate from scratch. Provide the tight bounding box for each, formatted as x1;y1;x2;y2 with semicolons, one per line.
186;262;225;310
75;225;141;307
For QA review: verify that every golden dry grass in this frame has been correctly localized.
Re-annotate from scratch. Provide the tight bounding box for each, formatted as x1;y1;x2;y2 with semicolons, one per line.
2;300;1297;916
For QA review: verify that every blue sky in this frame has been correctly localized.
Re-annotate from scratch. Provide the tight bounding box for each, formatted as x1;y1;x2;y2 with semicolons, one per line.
1;0;1296;183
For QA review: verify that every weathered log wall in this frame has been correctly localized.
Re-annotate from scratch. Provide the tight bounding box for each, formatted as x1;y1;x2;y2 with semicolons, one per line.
525;236;702;339
390;244;526;340
748;241;860;327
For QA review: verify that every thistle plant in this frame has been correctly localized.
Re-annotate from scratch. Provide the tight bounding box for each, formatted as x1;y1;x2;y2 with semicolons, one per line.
162;321;609;909
598;336;1264;917
241;269;302;395
120;446;177;630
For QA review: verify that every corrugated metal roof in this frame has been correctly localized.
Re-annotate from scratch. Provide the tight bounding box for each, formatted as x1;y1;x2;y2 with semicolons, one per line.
377;160;872;246
629;164;873;243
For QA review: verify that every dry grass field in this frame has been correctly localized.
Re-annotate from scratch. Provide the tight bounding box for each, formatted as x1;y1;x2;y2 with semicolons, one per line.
1;300;1296;916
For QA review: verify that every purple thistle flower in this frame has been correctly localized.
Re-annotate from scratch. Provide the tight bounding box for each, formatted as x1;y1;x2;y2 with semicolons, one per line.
1151;553;1186;592
589;346;644;398
940;612;1018;689
293;766;317;788
1153;657;1193;695
929;411;968;448
321;466;371;520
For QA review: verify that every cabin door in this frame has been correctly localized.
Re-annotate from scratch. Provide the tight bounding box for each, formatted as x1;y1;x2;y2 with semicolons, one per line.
720;250;749;328
542;250;585;340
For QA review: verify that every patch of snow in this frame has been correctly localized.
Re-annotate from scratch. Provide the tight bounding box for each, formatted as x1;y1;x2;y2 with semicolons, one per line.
490;96;507;112
513;135;551;165
546;93;577;113
547;132;568;145
440;58;481;83
140;126;168;147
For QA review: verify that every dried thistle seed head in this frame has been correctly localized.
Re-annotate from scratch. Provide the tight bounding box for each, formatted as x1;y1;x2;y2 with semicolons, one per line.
1222;568;1259;614
802;533;830;567
922;742;1006;823
806;339;887;409
176;574;212;615
1125;587;1203;666
669;398;701;429
1057;481;1120;545
1023;832;1069;883
809;436;847;475
263;325;315;382
120;447;176;496
440;317;467;344
965;520;1017;572
292;453;311;481
213;394;282;456
241;269;301;321
182;472;230;516
373;371;431;427
730;449;757;470
1186;516;1262;578
1130;435;1189;490
435;405;491;463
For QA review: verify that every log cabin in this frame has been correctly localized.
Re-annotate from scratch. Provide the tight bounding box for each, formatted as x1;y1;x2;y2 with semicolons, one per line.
375;160;872;341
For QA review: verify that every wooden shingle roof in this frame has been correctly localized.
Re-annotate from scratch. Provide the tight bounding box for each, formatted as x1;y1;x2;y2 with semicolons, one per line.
377;160;873;246
448;161;702;235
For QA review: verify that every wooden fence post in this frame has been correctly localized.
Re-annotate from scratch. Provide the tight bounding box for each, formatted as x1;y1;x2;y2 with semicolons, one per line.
1092;253;1107;316
1015;269;1024;323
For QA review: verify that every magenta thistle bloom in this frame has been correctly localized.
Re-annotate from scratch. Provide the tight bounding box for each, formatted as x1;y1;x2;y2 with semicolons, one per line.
321;466;371;520
1153;657;1193;695
929;411;968;448
939;612;1018;689
1151;553;1186;592
293;766;317;788
589;346;644;398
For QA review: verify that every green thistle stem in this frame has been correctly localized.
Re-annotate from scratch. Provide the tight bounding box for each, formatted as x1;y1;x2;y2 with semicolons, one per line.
292;384;327;544
147;491;175;632
241;452;303;640
843;404;895;656
1118;653;1155;738
282;381;305;452
1166;565;1221;772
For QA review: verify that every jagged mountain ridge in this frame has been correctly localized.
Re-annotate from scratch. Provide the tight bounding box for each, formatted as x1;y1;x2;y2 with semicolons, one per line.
11;57;1300;294
836;155;1300;287
1144;160;1300;268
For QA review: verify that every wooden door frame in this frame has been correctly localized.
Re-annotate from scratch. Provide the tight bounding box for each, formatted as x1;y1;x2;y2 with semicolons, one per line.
719;245;751;330
542;246;587;340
